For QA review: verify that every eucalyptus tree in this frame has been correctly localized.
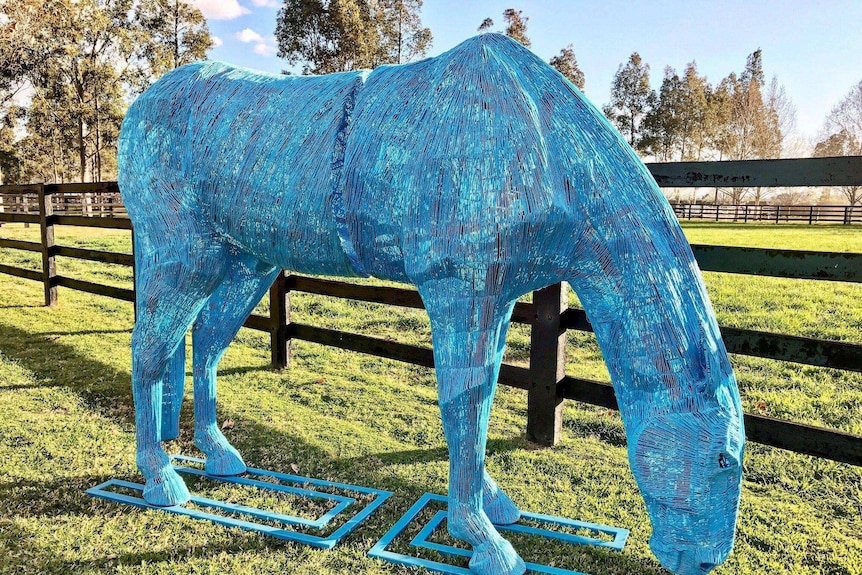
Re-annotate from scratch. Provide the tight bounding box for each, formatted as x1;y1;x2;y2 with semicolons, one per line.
276;0;432;74
129;0;213;94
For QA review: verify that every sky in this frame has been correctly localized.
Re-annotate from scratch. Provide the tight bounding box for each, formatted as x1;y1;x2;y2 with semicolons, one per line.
195;0;862;143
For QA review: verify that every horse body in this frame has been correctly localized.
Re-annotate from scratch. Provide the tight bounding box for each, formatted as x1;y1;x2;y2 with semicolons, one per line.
119;34;743;575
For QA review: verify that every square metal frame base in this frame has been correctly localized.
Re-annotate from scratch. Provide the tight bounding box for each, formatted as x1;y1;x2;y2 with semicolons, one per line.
86;455;392;549
369;493;628;575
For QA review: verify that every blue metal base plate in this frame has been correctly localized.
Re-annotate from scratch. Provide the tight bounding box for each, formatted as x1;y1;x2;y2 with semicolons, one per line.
86;455;392;549
369;493;628;575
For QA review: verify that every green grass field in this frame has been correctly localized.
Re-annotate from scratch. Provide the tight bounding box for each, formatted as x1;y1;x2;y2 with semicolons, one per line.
0;222;861;575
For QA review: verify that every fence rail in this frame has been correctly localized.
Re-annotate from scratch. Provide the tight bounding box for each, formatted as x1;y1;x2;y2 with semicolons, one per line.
2;156;862;466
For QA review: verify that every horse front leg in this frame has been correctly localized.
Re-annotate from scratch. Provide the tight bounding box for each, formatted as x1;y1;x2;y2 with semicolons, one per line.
421;287;526;575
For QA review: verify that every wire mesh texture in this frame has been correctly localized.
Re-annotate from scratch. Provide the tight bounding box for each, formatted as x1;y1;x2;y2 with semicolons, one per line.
117;33;744;575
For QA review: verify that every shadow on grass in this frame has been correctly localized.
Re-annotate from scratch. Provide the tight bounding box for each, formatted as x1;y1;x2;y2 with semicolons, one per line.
0;320;663;575
1;514;290;574
35;328;131;337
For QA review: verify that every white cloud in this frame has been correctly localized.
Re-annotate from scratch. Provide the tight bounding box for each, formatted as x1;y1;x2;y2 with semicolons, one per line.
251;0;279;7
253;42;277;56
236;28;264;43
189;0;250;20
211;35;223;47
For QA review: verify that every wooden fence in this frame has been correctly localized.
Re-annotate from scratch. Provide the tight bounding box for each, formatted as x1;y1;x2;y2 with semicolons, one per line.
671;203;862;224
1;156;862;467
0;182;126;219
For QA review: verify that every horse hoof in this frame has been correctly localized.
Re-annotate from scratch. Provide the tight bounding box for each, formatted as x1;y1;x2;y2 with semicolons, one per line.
143;468;190;507
484;490;521;525
204;449;247;476
469;538;526;575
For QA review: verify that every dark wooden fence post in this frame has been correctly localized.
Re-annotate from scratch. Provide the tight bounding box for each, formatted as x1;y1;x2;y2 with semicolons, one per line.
270;271;291;369
527;282;567;446
131;228;137;322
37;184;57;306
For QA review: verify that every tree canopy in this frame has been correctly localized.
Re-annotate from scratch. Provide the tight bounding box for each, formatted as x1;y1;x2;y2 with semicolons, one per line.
603;52;653;147
0;0;212;184
549;45;585;90
274;0;432;74
814;80;862;205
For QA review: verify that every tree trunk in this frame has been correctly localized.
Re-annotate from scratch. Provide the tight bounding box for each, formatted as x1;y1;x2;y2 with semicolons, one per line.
174;0;180;68
77;117;86;183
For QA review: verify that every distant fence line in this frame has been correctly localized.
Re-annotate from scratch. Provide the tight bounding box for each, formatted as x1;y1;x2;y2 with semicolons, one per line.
671;203;861;225
1;157;862;468
0;182;126;219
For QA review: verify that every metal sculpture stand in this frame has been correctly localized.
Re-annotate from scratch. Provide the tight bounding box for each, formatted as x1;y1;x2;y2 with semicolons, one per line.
87;455;392;549
370;493;628;575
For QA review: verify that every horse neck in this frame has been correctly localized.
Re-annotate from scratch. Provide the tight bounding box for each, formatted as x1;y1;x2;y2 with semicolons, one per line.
568;217;729;422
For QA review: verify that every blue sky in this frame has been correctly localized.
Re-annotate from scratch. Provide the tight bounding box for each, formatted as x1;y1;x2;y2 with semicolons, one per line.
196;0;862;143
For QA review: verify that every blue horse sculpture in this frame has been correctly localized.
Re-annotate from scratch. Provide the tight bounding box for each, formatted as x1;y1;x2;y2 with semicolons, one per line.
118;34;744;575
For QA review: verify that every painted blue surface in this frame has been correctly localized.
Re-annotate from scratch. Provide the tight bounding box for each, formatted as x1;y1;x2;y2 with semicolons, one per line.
369;493;627;575
118;33;744;575
86;456;392;549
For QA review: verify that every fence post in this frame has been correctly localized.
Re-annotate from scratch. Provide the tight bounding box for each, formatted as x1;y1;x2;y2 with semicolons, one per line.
744;204;749;223
775;206;781;224
37;184;57;307
527;282;567;446
845;206;851;225
131;228;137;322
270;270;291;369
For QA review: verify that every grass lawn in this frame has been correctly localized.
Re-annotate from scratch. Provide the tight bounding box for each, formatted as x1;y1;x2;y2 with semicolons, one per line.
0;221;861;575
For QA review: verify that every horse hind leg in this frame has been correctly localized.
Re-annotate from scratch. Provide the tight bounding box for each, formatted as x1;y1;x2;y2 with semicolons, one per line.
133;266;219;505
420;285;526;575
131;222;230;506
191;255;280;476
482;312;520;525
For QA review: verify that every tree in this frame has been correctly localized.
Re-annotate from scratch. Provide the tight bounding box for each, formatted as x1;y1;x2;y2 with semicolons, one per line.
814;79;862;206
0;0;67;109
719;50;783;162
275;0;432;74
823;80;862;154
477;18;494;32
129;0;213;94
0;105;24;185
377;0;432;65
678;62;710;160
549;45;584;90
502;8;530;47
3;0;211;184
712;50;785;203
766;76;797;156
639;66;683;161
603;52;653;147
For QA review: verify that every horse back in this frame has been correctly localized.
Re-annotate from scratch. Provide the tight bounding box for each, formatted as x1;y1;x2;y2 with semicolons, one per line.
119;62;366;277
